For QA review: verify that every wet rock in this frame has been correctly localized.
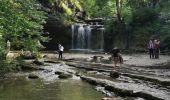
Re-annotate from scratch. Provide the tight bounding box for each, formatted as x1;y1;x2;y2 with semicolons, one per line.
75;72;81;76
44;70;52;73
122;73;170;87
33;59;44;65
59;62;65;66
87;71;98;74
66;62;77;67
20;51;36;59
81;76;167;100
21;63;40;70
58;73;72;79
105;85;133;97
101;97;114;100
55;71;64;75
39;68;45;70
92;56;104;62
110;71;120;78
44;60;60;63
28;74;39;79
81;76;104;86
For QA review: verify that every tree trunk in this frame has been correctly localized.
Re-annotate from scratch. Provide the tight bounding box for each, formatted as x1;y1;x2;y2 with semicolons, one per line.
116;0;123;23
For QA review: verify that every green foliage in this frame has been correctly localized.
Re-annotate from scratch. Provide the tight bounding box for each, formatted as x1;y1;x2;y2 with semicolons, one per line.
1;0;47;50
79;0;170;50
80;0;116;18
0;0;47;72
127;1;170;49
131;8;158;26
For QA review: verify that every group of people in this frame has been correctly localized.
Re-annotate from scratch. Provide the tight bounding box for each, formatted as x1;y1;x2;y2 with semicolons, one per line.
57;39;161;67
148;39;160;59
57;43;123;67
110;38;161;67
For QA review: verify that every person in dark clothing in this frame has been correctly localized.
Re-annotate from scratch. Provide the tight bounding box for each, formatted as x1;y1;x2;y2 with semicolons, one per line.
110;47;123;67
154;39;160;59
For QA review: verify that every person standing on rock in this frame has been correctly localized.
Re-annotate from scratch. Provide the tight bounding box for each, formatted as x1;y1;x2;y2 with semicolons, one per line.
110;47;123;67
154;39;160;59
58;44;64;59
148;39;154;59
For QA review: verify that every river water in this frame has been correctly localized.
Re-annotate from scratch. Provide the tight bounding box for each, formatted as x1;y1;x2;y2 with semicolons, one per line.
0;63;104;100
0;76;103;100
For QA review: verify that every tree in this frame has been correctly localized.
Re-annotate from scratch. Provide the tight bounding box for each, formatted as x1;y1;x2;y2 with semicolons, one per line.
0;0;47;71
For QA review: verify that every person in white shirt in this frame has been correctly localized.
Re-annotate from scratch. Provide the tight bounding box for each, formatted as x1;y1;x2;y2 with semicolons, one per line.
58;44;64;59
148;39;154;59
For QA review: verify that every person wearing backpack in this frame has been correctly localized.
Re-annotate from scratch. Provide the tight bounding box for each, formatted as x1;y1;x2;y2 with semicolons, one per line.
110;47;123;67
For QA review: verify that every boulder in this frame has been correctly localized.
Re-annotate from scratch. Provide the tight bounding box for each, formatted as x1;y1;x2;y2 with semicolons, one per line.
33;59;44;65
75;72;81;76
58;73;72;79
55;71;64;75
28;74;39;79
20;51;36;59
21;63;39;70
92;56;104;62
110;71;120;78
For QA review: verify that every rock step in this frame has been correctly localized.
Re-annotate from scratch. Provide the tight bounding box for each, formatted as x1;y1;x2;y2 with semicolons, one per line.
81;76;170;100
67;62;170;87
121;73;170;87
118;66;170;78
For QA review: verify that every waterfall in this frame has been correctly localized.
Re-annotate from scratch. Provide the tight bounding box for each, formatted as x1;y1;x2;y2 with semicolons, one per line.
71;25;74;49
86;25;91;49
100;28;105;50
77;25;85;49
71;18;105;52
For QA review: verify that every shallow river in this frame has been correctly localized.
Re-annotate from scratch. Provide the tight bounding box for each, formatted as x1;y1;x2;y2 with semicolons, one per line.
0;76;104;100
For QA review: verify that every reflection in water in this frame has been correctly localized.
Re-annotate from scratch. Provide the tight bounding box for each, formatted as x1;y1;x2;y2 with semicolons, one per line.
0;77;103;100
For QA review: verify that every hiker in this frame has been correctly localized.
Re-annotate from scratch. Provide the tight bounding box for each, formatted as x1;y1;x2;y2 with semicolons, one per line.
148;39;154;59
154;39;160;59
58;44;64;59
110;47;123;67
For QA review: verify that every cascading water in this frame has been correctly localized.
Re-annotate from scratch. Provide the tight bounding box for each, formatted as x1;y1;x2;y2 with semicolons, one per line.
86;25;91;49
99;28;105;50
77;25;85;49
71;19;105;52
71;25;75;49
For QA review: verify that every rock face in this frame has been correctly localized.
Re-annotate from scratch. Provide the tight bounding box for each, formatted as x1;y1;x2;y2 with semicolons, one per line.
42;15;71;50
28;74;39;79
81;76;169;100
58;73;72;79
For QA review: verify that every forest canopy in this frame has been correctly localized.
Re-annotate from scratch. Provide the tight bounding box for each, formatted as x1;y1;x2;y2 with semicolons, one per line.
79;0;170;50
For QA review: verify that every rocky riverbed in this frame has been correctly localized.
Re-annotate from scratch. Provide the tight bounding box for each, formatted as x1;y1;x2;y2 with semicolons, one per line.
3;52;170;100
60;53;170;100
